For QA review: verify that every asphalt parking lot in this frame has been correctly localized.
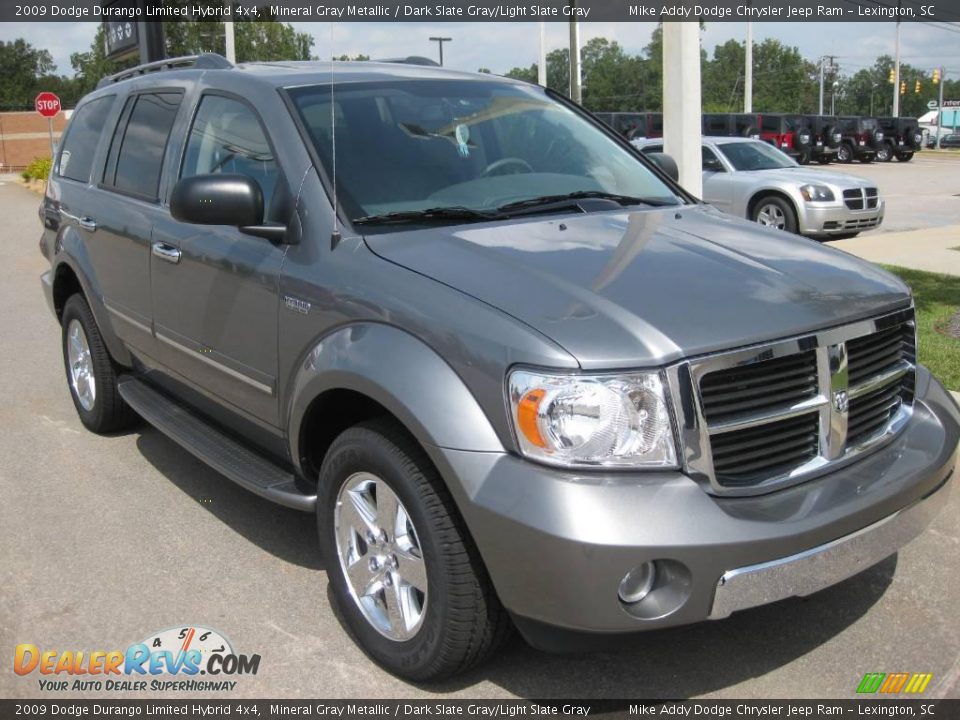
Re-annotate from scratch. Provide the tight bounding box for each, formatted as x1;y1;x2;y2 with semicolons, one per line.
1;170;958;701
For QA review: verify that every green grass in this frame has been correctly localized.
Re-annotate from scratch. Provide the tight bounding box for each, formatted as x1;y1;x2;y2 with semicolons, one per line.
881;265;960;391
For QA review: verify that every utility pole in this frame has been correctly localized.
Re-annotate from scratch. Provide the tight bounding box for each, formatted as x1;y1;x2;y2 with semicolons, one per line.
936;67;945;149
819;55;836;115
568;1;581;103
892;17;901;116
429;36;452;66
538;22;547;87
744;21;753;112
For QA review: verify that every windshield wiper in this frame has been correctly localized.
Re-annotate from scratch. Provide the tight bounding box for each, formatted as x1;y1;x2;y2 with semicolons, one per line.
352;206;504;226
496;190;678;217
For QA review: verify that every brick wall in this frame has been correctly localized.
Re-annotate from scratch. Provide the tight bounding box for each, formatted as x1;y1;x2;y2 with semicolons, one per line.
0;111;72;171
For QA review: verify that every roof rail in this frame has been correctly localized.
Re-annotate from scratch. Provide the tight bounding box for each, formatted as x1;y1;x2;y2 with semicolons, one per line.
376;56;441;67
96;53;233;89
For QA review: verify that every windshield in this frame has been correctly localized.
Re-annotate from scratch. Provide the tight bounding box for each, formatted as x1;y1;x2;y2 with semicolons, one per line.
716;141;797;171
287;80;681;224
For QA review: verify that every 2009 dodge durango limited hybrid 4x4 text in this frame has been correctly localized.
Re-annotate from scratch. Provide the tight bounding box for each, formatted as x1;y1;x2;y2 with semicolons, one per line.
40;55;959;681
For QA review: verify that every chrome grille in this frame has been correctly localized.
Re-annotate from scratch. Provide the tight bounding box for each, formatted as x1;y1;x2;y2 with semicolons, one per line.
667;307;916;496
842;187;879;210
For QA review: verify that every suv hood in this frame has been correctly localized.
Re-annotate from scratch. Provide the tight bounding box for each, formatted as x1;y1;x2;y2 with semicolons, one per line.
363;205;911;368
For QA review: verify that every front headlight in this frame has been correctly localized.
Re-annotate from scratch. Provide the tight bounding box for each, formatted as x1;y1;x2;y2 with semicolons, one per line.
799;184;835;202
508;370;677;468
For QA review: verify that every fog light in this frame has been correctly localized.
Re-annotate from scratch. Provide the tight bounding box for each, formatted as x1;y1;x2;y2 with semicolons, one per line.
618;562;656;604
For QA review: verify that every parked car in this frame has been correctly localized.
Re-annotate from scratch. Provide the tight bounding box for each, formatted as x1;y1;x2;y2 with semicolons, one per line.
702;112;761;139
927;132;960;149
701;113;812;162
41;55;958;681
836;116;885;163
593;111;662;140
801;114;843;164
875;117;923;162
634;136;884;239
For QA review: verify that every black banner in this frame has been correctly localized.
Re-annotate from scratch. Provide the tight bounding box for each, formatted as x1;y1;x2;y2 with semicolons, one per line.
0;700;955;719
4;0;958;23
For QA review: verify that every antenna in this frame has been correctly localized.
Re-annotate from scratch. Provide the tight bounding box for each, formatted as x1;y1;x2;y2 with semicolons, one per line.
330;21;342;250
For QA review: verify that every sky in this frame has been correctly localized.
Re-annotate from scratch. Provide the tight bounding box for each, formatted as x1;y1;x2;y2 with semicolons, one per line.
3;20;960;82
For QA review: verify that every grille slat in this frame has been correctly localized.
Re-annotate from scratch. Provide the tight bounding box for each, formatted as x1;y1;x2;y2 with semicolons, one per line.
693;311;915;491
699;351;818;423
711;412;819;486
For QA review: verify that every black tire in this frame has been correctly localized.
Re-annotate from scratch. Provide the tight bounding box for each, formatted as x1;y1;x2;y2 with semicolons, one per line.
895;152;914;162
751;195;798;234
816;156;832;165
741;125;760;139
837;142;853;163
797;149;812;165
61;294;137;434
858;155;875;164
795;128;813;149
876;143;894;162
317;419;511;681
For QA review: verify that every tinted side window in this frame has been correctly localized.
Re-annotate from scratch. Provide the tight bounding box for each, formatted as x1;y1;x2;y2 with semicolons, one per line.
103;92;182;200
761;115;780;132
180;95;278;210
56;96;115;183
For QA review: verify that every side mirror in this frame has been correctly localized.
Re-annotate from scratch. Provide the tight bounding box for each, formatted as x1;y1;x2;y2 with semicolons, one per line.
703;159;724;172
170;174;287;241
647;152;679;182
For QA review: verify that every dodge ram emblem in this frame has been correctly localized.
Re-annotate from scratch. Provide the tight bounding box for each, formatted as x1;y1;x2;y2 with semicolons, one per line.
833;390;849;413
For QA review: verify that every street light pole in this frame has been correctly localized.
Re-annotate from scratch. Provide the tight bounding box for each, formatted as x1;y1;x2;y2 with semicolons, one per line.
429;36;452;66
892;18;901;117
568;2;581;103
744;21;753;112
538;22;547;86
937;67;945;149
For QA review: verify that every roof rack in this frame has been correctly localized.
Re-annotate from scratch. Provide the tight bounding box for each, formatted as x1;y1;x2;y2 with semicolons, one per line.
96;53;233;89
376;56;441;67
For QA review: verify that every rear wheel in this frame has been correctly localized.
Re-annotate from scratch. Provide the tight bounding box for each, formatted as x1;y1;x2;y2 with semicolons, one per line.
317;419;510;681
837;143;853;163
752;196;798;234
876;143;894;162
61;294;137;434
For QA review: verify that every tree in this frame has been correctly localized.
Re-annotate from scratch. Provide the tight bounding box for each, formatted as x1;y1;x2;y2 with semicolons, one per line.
0;39;56;107
164;14;313;61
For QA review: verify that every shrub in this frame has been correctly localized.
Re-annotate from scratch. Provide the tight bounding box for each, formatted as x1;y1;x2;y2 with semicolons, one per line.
22;157;52;182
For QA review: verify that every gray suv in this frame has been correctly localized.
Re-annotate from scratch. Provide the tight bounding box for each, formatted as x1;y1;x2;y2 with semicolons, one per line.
40;55;959;681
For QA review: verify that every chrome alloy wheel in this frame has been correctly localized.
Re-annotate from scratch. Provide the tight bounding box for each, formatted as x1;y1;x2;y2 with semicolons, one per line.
67;319;96;411
756;203;787;230
334;472;428;641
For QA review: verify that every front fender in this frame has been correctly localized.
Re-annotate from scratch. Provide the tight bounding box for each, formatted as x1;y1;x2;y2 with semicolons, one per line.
287;323;505;474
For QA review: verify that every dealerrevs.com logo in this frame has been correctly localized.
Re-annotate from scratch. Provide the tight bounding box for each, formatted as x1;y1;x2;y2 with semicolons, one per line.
14;626;261;692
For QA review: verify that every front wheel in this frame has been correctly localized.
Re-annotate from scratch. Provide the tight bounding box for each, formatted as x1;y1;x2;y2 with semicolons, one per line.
752;196;798;234
896;152;915;162
61;294;137;434
876;143;893;162
837;143;853;163
317;419;510;681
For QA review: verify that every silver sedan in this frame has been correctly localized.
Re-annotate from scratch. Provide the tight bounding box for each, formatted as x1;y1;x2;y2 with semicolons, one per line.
634;136;884;239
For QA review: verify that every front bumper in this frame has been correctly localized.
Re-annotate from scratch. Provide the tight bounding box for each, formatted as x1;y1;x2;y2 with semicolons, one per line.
800;198;885;237
432;367;958;648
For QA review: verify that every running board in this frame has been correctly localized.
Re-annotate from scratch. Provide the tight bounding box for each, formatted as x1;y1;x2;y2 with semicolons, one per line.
118;376;316;512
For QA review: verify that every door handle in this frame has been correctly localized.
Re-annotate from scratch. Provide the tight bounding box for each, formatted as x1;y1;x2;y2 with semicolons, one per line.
78;216;97;232
151;242;181;264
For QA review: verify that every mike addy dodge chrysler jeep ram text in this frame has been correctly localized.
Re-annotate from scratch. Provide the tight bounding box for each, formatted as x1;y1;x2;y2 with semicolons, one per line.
39;54;959;681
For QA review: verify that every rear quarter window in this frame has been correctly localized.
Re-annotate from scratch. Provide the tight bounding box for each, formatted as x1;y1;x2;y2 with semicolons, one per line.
56;96;115;183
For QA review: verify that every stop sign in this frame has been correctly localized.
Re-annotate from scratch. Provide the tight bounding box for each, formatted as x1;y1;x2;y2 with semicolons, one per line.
35;92;61;118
